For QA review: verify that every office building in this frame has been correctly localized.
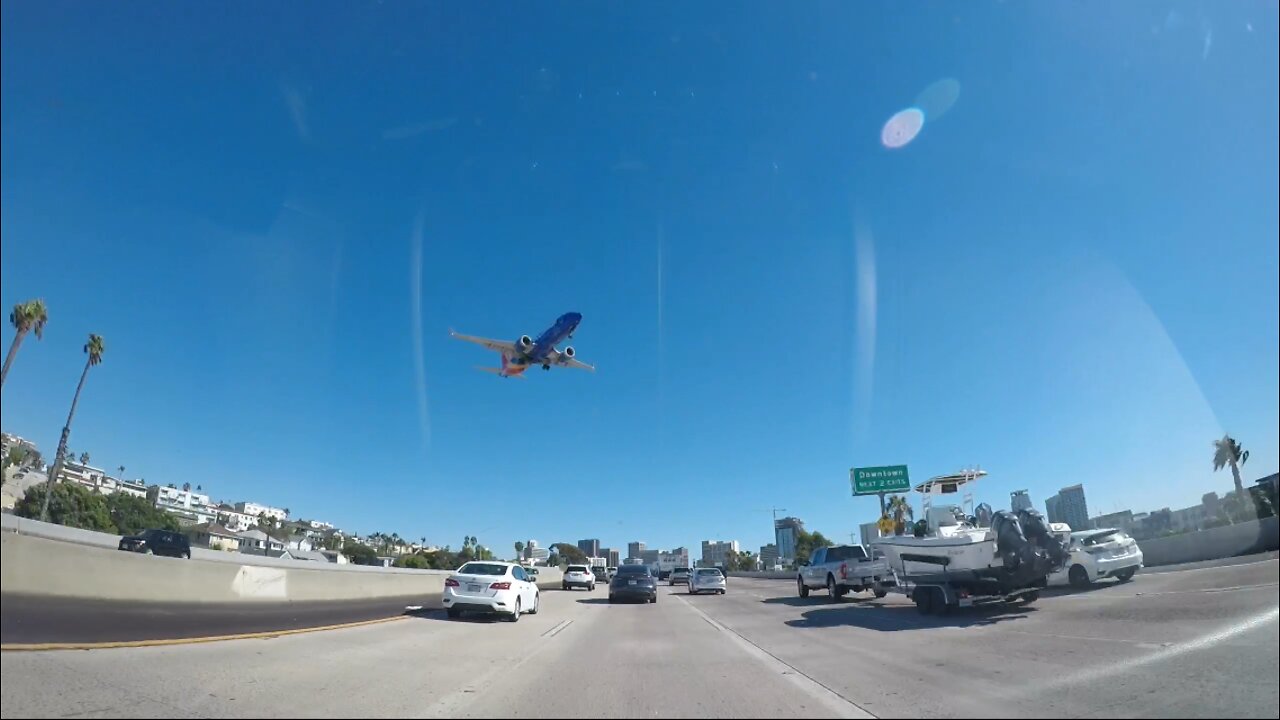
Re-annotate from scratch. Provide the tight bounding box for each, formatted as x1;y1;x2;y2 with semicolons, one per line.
523;539;540;560
640;549;660;565
1090;510;1134;532
774;517;804;562
1045;485;1089;530
627;541;646;559
701;540;739;568
606;548;620;566
759;544;779;568
1010;489;1033;512
577;538;600;558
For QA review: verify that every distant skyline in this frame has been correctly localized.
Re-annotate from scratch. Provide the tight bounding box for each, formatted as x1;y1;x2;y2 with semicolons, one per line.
3;2;1277;557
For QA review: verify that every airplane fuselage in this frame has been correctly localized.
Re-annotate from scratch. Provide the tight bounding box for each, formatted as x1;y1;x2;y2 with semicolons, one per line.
501;312;582;376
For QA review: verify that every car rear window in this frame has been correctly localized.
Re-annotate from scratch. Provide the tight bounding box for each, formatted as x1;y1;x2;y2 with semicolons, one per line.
825;546;868;562
674;567;690;573
1079;531;1120;547
566;565;588;573
458;563;508;576
616;565;650;576
695;569;722;576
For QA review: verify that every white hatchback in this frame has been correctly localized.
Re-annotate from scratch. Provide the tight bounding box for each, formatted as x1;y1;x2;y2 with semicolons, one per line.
443;561;540;621
1049;528;1144;588
688;567;727;595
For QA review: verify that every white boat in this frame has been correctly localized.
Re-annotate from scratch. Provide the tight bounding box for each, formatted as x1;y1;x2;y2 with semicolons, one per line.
872;469;1068;594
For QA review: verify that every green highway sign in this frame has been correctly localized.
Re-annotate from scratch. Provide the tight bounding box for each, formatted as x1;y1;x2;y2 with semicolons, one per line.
851;465;911;495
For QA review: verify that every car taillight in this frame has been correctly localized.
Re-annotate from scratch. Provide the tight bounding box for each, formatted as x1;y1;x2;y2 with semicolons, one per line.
490;582;511;590
445;578;460;587
839;563;848;579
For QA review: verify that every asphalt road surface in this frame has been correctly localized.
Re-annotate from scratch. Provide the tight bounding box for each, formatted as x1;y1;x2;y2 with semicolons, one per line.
1;558;1276;718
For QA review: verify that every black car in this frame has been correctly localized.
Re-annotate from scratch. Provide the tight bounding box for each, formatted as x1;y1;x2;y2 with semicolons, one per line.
609;564;658;604
118;529;191;558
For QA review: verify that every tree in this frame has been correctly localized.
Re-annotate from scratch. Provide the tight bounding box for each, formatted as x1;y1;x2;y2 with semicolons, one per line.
342;540;379;566
393;554;431;569
1212;434;1250;496
546;552;561;568
4;445;29;469
284;507;291;518
515;540;525;559
793;528;833;565
117;465;126;481
550;543;587;564
887;494;914;536
2;298;49;389
41;333;106;522
105;492;180;535
17;483;115;532
79;452;90;465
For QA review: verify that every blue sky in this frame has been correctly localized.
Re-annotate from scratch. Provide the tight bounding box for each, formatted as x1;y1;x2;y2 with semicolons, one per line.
3;1;1277;558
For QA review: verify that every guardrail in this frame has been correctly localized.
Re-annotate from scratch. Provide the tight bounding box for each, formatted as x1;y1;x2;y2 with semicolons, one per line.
1;518;564;602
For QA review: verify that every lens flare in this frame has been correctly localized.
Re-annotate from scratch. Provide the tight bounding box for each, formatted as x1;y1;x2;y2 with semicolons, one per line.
880;108;925;149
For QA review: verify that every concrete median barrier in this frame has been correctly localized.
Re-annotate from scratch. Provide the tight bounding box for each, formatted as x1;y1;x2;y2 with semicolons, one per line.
1;532;564;603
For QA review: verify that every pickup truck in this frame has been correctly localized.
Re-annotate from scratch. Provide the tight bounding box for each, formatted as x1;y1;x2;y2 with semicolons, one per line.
797;544;892;600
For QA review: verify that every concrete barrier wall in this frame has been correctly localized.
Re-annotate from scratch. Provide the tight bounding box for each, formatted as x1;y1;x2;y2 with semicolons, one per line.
1138;516;1279;566
727;571;794;580
1;532;564;603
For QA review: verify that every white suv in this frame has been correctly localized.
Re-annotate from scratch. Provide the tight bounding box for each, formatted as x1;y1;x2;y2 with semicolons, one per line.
562;564;596;591
1049;528;1144;588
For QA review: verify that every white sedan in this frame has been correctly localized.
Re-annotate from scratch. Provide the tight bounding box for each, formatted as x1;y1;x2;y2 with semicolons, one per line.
1049;528;1144;588
688;567;727;594
443;561;540;621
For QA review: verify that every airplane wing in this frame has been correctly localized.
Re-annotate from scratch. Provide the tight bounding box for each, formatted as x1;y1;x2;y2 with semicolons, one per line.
547;348;596;372
449;329;516;355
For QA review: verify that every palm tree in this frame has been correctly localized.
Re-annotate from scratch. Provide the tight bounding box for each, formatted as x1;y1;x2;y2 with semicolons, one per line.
515;540;525;559
78;452;90;465
1212;434;1250;496
887;494;914;536
41;334;106;522
117;465;126;481
2;299;49;389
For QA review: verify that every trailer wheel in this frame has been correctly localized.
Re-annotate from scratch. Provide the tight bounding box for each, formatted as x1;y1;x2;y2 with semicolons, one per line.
932;588;952;616
1021;591;1040;605
913;588;933;615
873;589;888;599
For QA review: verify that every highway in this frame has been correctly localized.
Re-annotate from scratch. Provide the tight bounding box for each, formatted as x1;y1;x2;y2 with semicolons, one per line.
2;558;1277;718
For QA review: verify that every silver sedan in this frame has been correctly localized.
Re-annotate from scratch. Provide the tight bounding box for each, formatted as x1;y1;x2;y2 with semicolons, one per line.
688;568;727;595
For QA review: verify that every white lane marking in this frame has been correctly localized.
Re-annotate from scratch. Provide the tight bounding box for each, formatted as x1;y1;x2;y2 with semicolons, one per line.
672;593;876;719
542;619;573;638
1032;605;1280;693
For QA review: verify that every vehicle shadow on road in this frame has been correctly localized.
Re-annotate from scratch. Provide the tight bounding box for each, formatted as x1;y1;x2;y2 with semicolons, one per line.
783;602;1037;632
762;595;877;607
576;598;621;605
402;607;507;624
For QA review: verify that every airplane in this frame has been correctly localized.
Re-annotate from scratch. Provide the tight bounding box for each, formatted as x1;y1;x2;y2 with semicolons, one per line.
450;311;596;377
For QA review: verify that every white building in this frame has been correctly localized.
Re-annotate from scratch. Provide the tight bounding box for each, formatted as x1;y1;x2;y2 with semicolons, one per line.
59;461;110;492
215;504;257;532
236;528;285;554
116;480;148;499
234;502;288;523
657;548;690;573
308;520;334;531
700;540;739;568
149;484;216;526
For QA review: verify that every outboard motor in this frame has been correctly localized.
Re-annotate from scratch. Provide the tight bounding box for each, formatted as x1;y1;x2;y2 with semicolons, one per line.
1017;508;1069;573
974;502;994;528
991;510;1030;572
